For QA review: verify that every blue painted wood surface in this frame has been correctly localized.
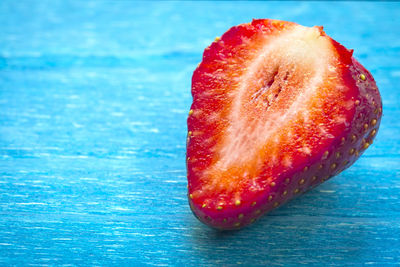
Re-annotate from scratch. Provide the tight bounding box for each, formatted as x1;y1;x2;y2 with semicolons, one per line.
1;1;399;266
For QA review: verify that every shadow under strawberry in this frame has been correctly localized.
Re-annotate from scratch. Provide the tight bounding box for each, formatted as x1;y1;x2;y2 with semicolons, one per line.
188;178;373;265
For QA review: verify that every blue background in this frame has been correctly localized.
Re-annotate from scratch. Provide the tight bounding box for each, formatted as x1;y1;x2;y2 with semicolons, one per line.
1;1;399;266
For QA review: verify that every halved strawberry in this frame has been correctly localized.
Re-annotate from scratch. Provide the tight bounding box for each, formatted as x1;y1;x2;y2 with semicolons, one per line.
187;19;382;230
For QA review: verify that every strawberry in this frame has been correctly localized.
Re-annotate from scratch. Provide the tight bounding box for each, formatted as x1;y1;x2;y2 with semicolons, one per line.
186;19;382;230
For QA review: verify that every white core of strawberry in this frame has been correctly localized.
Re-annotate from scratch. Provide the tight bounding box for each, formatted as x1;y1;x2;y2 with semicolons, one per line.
212;25;336;176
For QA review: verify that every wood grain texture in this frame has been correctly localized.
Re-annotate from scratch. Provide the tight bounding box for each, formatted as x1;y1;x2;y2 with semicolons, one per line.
0;1;399;266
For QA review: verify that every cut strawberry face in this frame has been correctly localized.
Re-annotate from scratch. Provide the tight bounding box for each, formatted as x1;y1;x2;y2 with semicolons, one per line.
187;19;382;230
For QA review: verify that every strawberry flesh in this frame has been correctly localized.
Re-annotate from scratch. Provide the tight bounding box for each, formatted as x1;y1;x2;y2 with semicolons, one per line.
187;19;382;230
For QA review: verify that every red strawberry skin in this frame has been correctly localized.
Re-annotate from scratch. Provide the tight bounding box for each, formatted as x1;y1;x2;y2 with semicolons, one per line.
186;19;382;230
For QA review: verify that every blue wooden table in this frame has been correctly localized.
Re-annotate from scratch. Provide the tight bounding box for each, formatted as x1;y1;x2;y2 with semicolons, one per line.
1;1;399;266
